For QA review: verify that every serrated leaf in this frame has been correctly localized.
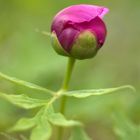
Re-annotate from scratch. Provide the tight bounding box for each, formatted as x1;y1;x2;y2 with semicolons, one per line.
9;118;35;132
69;127;92;140
30;118;52;140
63;85;135;98
0;72;54;95
0;92;49;109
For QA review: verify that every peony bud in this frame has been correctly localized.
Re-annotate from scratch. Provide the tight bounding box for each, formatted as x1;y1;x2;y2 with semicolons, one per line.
51;4;109;59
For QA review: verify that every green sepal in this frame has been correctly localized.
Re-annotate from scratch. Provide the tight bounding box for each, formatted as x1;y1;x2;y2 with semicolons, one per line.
51;32;70;56
70;30;98;59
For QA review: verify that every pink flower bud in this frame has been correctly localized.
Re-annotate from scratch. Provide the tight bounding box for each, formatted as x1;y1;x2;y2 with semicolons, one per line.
51;4;109;59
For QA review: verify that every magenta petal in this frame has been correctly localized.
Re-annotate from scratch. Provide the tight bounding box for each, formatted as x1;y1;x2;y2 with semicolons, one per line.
90;17;107;47
51;18;68;37
58;27;79;51
98;7;109;18
72;17;107;47
51;4;109;36
54;4;109;22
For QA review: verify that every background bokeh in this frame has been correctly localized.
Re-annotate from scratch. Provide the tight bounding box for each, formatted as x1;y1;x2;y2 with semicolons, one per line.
0;0;140;140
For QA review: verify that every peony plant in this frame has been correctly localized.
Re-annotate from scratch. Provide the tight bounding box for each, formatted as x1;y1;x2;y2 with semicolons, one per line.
0;4;134;140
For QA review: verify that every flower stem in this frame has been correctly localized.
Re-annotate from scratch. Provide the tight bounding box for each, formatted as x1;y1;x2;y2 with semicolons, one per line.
62;57;76;90
58;57;76;140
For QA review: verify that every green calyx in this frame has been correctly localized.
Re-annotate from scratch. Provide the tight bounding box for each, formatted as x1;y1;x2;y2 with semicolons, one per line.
51;32;70;57
51;30;98;59
70;30;98;59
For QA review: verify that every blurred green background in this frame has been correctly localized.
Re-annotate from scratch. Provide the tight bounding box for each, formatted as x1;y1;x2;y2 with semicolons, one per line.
0;0;140;140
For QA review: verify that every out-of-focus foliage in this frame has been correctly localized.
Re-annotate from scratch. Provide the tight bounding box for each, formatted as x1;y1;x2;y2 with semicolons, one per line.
113;111;140;140
0;0;139;140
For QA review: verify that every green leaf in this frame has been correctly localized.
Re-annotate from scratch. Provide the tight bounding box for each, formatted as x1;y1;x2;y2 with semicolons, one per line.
69;127;92;140
45;106;82;127
30;120;52;140
48;113;82;127
9;118;35;132
30;107;52;140
28;106;52;140
113;112;140;140
63;85;135;98
0;92;49;109
0;72;54;95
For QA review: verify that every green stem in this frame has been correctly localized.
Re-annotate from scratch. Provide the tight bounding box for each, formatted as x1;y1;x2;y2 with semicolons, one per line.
62;57;76;90
58;57;76;140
